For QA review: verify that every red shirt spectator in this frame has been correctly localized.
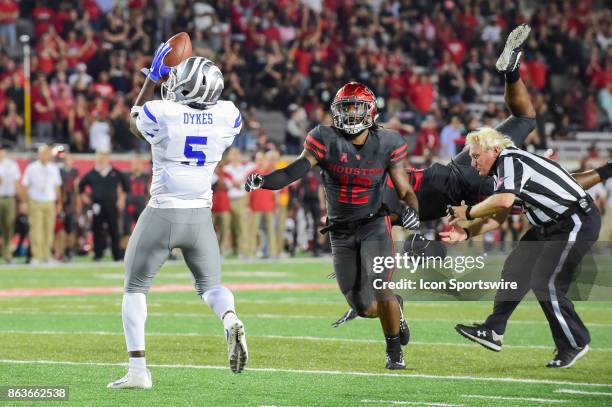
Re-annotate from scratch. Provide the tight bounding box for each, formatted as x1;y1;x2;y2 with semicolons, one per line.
386;70;407;100
92;72;115;100
212;171;231;213
0;0;19;24
411;76;434;114
65;32;81;68
413;119;440;156
248;169;275;212
32;4;54;37
528;59;547;90
83;0;101;22
592;64;612;90
36;33;59;75
32;82;54;122
293;46;312;77
446;38;466;65
582;96;598;131
0;87;6;115
53;8;70;35
79;29;99;63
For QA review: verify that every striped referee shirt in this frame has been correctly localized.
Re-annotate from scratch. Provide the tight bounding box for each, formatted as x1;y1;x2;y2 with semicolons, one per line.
492;146;587;226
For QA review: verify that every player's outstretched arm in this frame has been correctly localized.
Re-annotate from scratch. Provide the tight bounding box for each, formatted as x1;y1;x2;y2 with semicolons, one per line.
245;149;318;192
388;163;420;230
571;162;612;190
129;43;172;140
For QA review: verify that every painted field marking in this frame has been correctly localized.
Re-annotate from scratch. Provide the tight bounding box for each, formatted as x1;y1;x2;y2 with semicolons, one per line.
1;309;611;328
362;399;463;406
0;358;610;388
1;329;612;353
461;394;567;403
94;271;292;280
0;256;333;271
0;283;337;297
554;389;612;396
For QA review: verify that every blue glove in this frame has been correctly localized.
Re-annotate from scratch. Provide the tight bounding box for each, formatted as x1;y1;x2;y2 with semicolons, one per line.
148;43;172;82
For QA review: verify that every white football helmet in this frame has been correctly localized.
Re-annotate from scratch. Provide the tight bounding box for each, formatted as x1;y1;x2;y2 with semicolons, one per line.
161;57;224;106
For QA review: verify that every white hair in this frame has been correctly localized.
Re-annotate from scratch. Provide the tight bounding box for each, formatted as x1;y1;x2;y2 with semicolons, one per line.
465;126;514;150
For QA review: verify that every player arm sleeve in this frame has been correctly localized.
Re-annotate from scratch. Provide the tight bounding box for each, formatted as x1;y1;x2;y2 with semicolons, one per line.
494;156;526;195
134;101;164;145
222;109;243;148
595;161;612;181
303;131;327;163
389;141;409;167
261;157;312;190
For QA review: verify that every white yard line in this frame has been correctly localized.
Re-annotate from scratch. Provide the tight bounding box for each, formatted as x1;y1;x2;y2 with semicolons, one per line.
461;394;567;403
554;389;612;396
361;399;463;406
1;329;612;353
1;309;611;327
0;310;328;320
0;358;610;388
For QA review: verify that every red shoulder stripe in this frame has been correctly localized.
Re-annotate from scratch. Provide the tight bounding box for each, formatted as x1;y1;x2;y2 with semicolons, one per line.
391;143;408;156
306;135;327;152
390;150;408;162
304;142;324;159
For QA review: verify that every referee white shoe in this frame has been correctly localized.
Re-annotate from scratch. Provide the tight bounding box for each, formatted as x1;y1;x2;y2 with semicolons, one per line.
455;323;503;352
224;315;248;373
107;368;152;389
496;23;531;73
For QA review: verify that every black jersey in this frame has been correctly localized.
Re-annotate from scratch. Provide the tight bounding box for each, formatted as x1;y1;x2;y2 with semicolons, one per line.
304;125;408;223
383;162;494;222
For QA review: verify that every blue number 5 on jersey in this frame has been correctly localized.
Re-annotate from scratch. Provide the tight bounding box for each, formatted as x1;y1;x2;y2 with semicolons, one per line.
182;136;208;166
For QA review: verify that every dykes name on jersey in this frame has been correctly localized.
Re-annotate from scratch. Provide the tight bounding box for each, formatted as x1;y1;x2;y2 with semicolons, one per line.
183;112;214;125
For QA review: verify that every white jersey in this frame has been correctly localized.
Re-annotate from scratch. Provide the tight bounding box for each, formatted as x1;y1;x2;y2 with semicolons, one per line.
135;99;242;208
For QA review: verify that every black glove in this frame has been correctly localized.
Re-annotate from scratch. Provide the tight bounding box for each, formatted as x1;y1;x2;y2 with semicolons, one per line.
244;173;264;192
401;206;420;230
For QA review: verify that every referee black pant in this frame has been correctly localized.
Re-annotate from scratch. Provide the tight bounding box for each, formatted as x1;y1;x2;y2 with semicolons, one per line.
93;204;122;261
484;205;601;351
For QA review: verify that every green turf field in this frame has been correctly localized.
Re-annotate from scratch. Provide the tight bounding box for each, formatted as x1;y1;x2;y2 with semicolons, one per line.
0;258;611;406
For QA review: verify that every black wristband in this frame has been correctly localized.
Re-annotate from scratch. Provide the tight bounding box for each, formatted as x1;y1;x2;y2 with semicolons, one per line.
462;227;470;239
465;206;473;221
505;69;520;84
595;162;612;181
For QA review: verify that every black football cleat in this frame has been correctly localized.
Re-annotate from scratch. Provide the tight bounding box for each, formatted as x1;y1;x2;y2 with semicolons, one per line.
331;308;359;328
546;345;589;368
396;295;410;346
496;23;531;73
385;350;406;370
455;323;503;352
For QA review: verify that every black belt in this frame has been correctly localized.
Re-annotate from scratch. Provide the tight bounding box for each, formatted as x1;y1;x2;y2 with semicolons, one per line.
320;207;389;235
537;196;593;236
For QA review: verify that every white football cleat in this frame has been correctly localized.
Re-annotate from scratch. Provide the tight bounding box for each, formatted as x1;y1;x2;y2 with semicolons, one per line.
225;318;248;373
495;23;531;73
107;368;152;389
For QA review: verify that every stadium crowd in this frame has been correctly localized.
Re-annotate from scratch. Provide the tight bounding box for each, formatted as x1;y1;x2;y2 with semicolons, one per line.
0;0;609;262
